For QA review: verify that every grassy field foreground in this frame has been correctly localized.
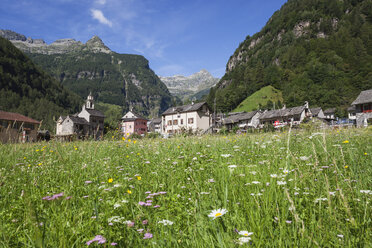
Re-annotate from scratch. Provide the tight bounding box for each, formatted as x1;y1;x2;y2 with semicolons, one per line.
0;129;371;247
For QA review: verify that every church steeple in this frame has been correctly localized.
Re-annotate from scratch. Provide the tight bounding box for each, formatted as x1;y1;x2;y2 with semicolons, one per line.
86;92;95;109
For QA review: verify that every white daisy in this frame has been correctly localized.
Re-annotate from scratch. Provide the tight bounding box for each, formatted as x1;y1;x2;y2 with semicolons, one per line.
208;209;228;219
238;231;253;237
158;219;174;225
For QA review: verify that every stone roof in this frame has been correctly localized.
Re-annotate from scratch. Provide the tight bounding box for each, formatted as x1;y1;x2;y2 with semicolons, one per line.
323;108;336;114
162;102;207;115
351;89;372;105
86;108;105;118
67;116;89;125
0;110;40;124
310;107;322;116
223;111;260;124
150;118;162;124
347;106;356;112
259;106;305;120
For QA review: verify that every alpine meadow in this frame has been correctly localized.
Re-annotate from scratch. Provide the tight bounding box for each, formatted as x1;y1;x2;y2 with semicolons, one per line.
1;129;371;247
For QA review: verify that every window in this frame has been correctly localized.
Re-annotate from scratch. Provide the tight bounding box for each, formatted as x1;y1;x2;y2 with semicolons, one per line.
173;120;178;125
168;120;172;126
181;119;183;125
188;118;194;124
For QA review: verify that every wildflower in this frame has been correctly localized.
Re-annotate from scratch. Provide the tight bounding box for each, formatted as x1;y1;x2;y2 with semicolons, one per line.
111;243;117;246
364;153;368;155
143;233;153;239
360;190;371;194
139;201;146;206
221;154;231;158
208;209;228;219
270;174;278;178
337;234;344;238
108;178;113;183
237;237;251;244
238;231;253;237
85;181;93;184
153;205;160;208
342;140;349;144
208;179;215;183
127;190;132;194
228;165;237;168
137;176;141;181
277;181;286;185
344;165;349;169
314;197;328;203
283;169;289;174
252;181;260;184
137;229;144;233
86;235;106;245
113;203;121;209
142;220;148;225
158;219;174;225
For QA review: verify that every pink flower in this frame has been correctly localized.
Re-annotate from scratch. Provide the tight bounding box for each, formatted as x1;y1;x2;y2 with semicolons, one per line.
143;233;153;239
110;243;117;246
142;220;148;225
138;201;146;206
86;235;106;245
153;205;160;208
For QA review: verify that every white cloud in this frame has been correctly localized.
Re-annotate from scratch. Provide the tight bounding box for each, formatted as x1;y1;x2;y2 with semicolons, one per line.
90;9;112;27
156;64;185;77
96;0;106;4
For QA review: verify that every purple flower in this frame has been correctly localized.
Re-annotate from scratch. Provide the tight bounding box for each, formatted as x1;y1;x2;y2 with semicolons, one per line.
42;196;51;200
142;220;148;225
85;181;93;184
143;233;153;239
83;195;89;198
144;203;152;206
43;192;64;201
153;205;160;208
146;200;153;203
137;228;144;233
86;235;106;245
159;191;167;195
110;243;117;246
145;191;151;194
65;196;72;200
138;201;146;206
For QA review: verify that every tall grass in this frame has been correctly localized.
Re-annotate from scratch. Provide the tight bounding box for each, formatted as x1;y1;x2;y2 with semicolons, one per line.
0;129;371;247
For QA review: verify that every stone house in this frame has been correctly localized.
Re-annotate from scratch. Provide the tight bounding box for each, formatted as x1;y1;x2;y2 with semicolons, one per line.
161;102;211;134
121;111;148;137
0;110;40;143
347;106;356;121
310;107;326;119
351;89;372;127
148;118;162;133
56;93;105;140
222;111;261;130
323;108;336;120
259;102;311;127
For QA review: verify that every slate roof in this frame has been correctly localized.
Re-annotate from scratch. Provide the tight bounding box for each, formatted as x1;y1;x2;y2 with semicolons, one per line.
259;106;305;120
162;102;207;115
310;107;322;116
86;108;105;118
351;89;372;105
323;108;336;114
223;111;260;124
121;111;148;121
347;106;356;112
67;116;89;125
150;118;162;124
0;110;40;124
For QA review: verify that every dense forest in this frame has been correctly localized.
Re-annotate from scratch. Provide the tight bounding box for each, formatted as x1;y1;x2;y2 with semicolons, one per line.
0;37;82;130
208;0;372;116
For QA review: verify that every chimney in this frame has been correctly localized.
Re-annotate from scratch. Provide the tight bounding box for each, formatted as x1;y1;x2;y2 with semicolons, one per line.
282;105;286;110
304;101;309;109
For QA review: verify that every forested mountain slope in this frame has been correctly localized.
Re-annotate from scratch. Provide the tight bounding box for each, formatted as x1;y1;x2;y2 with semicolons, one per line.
208;0;372;115
0;37;81;130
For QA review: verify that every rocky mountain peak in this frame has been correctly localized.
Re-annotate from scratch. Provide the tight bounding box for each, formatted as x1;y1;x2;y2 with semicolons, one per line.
85;35;111;54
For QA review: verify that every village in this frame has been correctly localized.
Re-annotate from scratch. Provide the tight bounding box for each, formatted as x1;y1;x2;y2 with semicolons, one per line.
1;89;372;143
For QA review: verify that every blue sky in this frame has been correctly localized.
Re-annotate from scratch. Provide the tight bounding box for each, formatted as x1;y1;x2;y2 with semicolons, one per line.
0;0;287;78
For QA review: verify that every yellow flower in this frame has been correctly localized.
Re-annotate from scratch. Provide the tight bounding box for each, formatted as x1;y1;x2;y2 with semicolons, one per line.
364;153;368;155
342;140;349;144
23;157;26;159
133;140;137;144
36;149;39;152
137;176;141;181
38;163;42;166
128;139;131;142
126;155;129;158
122;137;125;141
108;178;113;183
112;136;114;139
75;147;78;150
50;150;53;153
127;190;132;194
137;153;140;156
344;165;349;169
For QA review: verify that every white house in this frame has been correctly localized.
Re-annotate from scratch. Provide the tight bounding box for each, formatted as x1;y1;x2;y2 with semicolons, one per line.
161;102;211;134
351;89;372;127
310;107;326;119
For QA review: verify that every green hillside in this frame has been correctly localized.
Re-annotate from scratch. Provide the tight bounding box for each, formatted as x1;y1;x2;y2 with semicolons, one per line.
233;86;283;112
0;37;81;130
208;0;372;115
